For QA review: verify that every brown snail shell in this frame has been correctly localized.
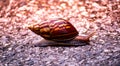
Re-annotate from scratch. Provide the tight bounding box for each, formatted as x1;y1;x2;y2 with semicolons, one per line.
28;18;95;46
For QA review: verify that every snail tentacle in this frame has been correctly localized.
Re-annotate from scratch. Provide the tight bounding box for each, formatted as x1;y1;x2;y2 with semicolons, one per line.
74;31;95;41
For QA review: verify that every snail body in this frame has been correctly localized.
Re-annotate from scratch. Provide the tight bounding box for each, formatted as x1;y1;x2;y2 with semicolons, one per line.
28;18;95;46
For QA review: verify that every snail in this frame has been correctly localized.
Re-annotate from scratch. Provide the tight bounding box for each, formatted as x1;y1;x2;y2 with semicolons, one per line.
28;18;95;46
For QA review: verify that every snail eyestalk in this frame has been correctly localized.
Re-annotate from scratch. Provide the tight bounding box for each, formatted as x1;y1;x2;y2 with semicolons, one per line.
74;31;96;41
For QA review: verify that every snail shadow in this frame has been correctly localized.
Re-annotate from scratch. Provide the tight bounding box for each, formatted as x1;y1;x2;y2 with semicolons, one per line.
33;39;90;47
44;43;90;47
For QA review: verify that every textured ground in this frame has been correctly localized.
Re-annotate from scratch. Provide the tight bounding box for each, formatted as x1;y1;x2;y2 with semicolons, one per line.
0;0;120;66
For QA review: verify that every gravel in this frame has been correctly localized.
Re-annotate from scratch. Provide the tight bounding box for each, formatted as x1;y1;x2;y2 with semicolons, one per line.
0;0;120;66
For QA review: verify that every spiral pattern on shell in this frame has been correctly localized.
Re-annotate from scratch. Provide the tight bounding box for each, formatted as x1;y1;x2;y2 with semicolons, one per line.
28;18;79;42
